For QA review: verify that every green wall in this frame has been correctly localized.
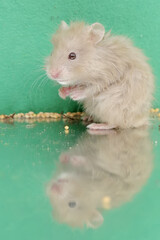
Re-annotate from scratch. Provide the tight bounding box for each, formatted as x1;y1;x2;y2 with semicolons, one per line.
0;0;160;114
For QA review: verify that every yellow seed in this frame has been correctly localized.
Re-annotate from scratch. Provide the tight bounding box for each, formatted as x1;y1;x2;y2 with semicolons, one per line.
76;112;82;115
44;112;51;118
36;112;44;118
25;113;31;119
155;108;159;113
50;113;61;118
0;115;6;119
14;113;24;118
25;112;36;118
64;125;69;130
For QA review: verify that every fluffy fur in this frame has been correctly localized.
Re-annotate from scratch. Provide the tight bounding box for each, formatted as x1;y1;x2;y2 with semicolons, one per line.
47;128;153;228
45;21;154;128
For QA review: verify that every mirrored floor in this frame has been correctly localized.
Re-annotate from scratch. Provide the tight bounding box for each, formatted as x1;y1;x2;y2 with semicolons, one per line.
0;119;160;240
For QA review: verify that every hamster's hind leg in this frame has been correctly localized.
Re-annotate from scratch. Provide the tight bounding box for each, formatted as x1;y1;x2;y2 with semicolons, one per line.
87;123;117;130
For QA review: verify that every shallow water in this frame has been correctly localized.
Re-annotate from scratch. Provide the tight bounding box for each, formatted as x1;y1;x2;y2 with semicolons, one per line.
0;119;160;240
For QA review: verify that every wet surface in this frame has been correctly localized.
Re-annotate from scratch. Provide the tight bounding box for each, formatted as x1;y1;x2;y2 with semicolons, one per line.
0;120;160;240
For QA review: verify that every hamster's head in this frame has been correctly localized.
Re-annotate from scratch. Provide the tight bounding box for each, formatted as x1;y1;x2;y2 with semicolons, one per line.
47;172;104;229
45;21;105;87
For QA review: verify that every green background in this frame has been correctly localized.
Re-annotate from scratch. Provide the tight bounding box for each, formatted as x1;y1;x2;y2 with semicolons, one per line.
0;0;160;114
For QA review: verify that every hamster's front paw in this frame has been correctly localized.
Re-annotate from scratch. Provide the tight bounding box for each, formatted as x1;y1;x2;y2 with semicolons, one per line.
59;87;72;99
69;87;86;101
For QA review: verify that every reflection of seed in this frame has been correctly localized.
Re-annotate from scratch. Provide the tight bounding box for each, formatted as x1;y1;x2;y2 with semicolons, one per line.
25;119;36;124
102;196;111;209
64;125;69;130
68;201;76;208
26;124;36;128
65;130;69;134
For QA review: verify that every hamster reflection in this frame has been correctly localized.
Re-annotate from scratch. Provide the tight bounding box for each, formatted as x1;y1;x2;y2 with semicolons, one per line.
47;128;153;228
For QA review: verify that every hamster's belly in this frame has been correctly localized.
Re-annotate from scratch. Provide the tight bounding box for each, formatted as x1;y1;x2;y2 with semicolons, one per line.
84;90;150;128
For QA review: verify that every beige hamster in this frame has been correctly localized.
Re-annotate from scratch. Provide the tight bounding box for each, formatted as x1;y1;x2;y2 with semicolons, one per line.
45;21;154;129
47;128;153;228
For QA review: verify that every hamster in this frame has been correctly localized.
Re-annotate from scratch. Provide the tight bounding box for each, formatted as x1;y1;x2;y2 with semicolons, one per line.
45;21;154;130
47;128;153;229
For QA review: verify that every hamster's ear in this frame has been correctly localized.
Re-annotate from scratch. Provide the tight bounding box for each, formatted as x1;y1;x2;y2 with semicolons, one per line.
60;21;69;30
89;23;105;44
86;210;104;228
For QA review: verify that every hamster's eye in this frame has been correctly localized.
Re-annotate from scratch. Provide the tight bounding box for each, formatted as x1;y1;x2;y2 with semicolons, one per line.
68;201;76;208
68;52;76;60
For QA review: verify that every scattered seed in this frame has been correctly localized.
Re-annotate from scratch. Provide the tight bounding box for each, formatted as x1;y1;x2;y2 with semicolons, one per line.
14;113;25;119
49;113;61;118
0;115;6;119
63;112;83;120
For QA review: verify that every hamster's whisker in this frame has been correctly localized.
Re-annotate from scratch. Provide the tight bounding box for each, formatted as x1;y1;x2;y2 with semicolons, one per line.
38;75;49;89
31;73;47;89
36;76;47;90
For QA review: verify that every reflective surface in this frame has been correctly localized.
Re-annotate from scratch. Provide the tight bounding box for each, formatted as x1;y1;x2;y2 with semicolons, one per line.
0;120;160;240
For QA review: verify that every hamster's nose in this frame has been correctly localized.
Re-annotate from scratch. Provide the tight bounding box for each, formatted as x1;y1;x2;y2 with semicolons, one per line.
50;70;61;79
51;183;62;194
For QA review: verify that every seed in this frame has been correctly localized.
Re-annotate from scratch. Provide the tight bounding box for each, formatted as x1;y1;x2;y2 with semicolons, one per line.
36;112;45;118
25;112;36;118
0;111;83;122
44;112;51;118
0;115;6;119
63;112;83;120
14;113;25;118
64;125;69;130
25;113;31;119
50;113;61;118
